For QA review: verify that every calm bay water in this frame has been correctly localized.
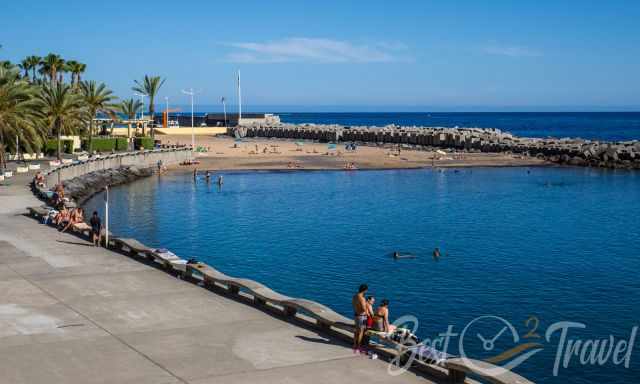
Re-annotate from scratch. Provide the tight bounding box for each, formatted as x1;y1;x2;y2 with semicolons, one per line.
85;167;640;383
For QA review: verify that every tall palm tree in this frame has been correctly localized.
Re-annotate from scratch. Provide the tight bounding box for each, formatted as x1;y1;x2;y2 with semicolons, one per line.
58;60;68;84
0;67;43;170
25;56;41;82
40;53;64;85
80;80;117;152
18;59;31;79
66;60;86;87
38;82;86;160
117;98;142;138
0;61;14;70
132;75;165;137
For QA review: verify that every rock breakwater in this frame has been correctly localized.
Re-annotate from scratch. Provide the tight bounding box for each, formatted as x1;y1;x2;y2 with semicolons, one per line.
61;166;153;205
233;124;640;169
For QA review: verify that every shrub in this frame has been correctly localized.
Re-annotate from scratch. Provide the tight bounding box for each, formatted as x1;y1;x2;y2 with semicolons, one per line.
134;137;154;150
83;138;116;152
115;137;129;151
44;139;74;155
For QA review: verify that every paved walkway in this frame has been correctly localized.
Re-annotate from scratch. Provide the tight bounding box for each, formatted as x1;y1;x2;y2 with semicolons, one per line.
0;175;434;384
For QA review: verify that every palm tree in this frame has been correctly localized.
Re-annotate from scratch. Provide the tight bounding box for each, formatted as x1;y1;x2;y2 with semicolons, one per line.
25;56;41;82
0;61;14;70
18;59;31;79
66;60;86;87
117;98;142;139
0;67;43;170
40;53;64;85
80;80;117;152
58;60;68;84
132;75;165;137
38;82;86;160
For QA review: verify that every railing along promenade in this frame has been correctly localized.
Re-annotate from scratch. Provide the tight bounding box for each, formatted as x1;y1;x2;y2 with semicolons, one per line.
27;148;535;384
233;124;640;169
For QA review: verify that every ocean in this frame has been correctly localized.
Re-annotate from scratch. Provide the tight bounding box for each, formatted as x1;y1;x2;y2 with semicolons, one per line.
277;112;640;142
85;167;640;384
173;111;640;142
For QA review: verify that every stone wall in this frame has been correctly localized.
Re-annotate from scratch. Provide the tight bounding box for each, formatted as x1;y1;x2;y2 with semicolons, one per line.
45;148;191;187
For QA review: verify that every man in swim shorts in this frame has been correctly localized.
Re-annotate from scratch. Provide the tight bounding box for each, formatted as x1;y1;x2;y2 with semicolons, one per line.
352;283;369;353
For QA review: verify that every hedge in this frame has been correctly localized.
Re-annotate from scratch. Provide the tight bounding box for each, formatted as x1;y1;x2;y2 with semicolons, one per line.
134;137;154;150
44;139;74;155
83;138;116;152
115;138;129;151
81;137;132;152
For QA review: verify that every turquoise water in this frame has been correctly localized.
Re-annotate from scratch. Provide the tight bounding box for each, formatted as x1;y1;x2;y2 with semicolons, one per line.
85;167;640;383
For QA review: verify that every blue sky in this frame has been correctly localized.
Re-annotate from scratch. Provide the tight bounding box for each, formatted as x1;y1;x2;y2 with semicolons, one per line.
1;0;639;111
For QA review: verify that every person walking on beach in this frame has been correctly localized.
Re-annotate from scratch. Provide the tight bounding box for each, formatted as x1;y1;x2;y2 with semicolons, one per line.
352;284;368;353
90;211;102;246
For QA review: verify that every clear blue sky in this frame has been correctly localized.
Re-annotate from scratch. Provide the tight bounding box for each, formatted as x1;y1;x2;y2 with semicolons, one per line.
2;0;639;111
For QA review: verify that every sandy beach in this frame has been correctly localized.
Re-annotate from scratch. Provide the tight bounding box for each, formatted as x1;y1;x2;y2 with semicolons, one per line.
160;135;546;171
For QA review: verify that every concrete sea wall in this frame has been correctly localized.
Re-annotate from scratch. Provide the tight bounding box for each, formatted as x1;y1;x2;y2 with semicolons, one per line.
44;148;191;188
233;124;640;169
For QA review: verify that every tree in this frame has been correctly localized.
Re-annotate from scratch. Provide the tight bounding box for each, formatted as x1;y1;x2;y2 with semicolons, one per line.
0;67;43;170
25;56;41;82
40;53;64;85
80;80;117;152
132;75;165;137
117;98;142;139
66;60;86;87
18;59;31;79
38;82;86;160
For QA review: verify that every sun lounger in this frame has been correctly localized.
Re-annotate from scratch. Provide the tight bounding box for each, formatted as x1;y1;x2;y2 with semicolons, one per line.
28;164;41;170
151;248;187;272
72;222;92;236
16;166;29;173
27;206;52;218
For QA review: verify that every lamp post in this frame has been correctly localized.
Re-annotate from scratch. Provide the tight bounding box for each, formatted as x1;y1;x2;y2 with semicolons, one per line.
164;96;169;128
181;88;196;151
104;186;109;248
221;96;227;128
133;92;146;119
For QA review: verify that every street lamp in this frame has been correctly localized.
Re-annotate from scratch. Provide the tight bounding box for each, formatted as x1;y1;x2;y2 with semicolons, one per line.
221;96;227;128
181;88;197;151
133;92;146;120
164;96;169;128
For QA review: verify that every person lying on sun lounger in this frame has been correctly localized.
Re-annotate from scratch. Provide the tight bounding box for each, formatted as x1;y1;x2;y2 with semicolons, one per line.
53;206;69;227
61;208;84;233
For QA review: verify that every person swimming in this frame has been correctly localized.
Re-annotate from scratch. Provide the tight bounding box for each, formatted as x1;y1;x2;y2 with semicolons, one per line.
433;247;441;260
217;175;224;186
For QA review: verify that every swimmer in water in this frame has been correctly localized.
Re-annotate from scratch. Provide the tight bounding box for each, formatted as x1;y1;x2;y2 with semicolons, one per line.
205;170;210;181
433;247;441;260
217;175;224;186
193;168;197;180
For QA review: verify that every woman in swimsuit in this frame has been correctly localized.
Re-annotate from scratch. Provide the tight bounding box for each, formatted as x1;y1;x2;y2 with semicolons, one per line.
373;299;395;333
365;296;375;329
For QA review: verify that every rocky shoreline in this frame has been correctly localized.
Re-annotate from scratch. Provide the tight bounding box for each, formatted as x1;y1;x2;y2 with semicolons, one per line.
233;124;640;170
58;166;153;205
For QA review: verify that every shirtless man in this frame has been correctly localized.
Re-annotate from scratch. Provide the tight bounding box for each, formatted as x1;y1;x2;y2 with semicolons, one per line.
351;284;368;353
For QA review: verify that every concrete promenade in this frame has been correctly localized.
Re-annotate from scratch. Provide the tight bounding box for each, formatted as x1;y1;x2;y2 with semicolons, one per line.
0;175;432;384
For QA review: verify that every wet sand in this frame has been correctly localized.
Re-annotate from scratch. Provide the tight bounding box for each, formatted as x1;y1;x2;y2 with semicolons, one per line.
160;135;547;171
